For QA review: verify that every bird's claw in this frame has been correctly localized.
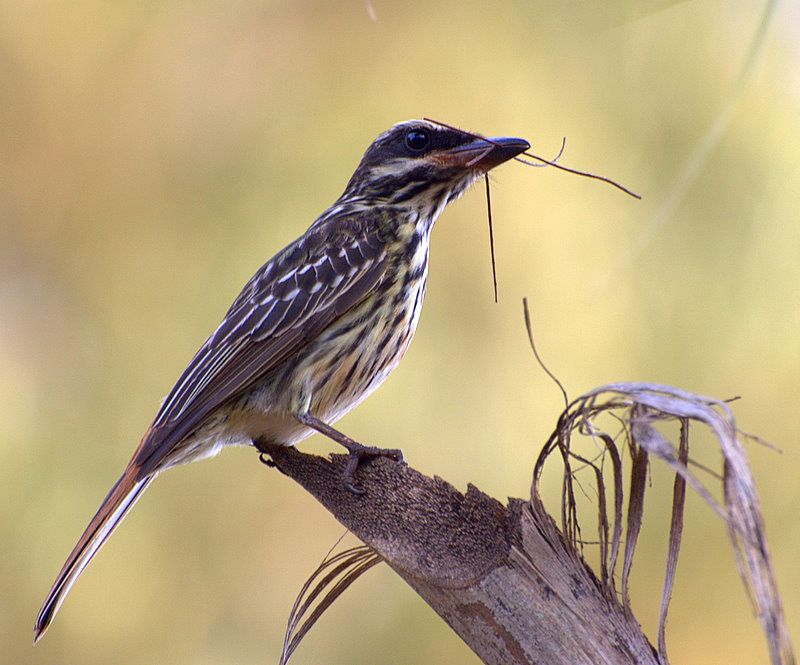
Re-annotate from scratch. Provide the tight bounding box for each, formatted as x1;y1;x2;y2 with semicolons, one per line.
341;444;405;494
258;453;277;468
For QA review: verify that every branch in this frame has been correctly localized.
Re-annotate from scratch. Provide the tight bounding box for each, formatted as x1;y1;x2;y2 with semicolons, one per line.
259;443;659;665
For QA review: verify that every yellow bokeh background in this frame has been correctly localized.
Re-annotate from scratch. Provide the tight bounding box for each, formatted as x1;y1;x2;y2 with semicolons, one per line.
2;2;798;663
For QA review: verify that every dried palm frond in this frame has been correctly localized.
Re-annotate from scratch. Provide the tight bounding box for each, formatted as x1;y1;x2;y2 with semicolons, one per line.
532;382;794;665
279;540;383;665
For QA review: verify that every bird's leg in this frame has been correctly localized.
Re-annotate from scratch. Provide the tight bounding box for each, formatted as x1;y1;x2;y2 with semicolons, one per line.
295;412;404;494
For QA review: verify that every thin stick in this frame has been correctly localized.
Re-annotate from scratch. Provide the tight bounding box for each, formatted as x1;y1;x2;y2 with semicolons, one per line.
485;174;499;303
423;117;488;143
523;297;568;409
422;119;501;301
422;117;640;199
519;151;642;200
515;137;567;168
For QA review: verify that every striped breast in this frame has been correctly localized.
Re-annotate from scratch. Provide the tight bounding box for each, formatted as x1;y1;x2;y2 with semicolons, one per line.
298;225;431;427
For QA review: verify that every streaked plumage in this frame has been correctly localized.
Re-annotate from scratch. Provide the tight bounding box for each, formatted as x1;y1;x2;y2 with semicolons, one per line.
34;119;529;642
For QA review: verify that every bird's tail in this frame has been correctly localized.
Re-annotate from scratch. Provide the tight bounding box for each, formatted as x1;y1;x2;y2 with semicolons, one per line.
33;463;153;643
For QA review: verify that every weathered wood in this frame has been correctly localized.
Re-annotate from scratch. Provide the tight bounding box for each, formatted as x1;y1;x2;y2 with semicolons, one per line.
260;444;659;665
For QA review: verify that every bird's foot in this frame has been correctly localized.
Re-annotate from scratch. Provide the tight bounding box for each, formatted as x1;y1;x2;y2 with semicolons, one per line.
253;438;278;467
293;411;405;494
340;442;404;495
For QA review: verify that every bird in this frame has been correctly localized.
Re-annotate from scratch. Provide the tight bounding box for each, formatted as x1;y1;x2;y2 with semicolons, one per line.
34;119;530;642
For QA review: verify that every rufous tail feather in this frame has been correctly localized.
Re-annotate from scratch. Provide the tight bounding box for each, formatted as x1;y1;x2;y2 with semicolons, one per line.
33;464;152;643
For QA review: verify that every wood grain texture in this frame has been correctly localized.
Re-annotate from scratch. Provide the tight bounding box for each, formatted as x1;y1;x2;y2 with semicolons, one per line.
259;443;659;665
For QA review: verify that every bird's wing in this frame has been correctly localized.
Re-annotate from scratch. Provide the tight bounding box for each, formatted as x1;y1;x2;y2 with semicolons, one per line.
34;219;388;641
133;220;388;474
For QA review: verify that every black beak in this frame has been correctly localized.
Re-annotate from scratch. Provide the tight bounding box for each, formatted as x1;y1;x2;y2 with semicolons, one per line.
448;136;530;171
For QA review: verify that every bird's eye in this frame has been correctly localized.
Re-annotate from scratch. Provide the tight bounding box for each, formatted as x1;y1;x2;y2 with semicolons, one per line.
404;129;430;153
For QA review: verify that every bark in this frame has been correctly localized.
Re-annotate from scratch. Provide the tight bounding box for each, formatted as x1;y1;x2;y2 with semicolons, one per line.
260;444;659;665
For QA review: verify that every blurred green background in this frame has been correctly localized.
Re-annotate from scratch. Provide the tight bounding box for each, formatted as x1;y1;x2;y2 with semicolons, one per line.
2;1;798;663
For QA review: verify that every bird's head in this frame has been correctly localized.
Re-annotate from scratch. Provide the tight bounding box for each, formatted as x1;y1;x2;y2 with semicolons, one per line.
340;119;530;221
